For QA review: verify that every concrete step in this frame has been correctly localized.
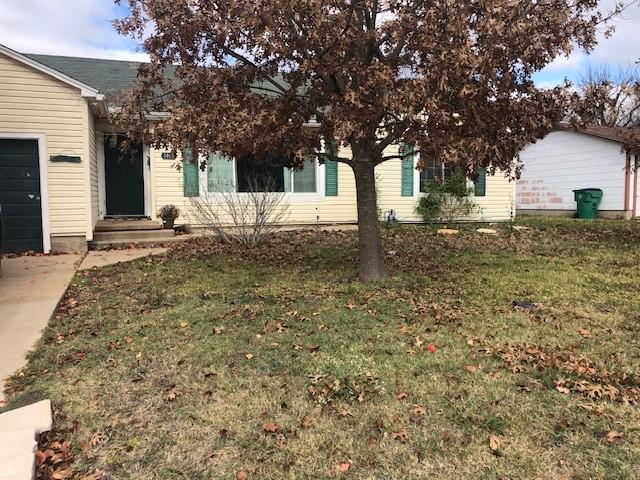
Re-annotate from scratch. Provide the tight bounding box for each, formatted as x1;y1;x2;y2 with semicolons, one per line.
95;219;162;232
93;229;175;242
89;235;188;250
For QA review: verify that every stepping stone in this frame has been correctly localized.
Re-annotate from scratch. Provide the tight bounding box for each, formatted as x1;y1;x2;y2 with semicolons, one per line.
438;228;460;235
477;228;498;235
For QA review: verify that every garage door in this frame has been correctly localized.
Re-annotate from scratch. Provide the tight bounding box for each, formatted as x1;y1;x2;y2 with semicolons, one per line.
0;139;43;253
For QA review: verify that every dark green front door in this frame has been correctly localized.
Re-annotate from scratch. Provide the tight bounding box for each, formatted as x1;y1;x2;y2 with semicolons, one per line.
105;135;145;216
0;139;43;253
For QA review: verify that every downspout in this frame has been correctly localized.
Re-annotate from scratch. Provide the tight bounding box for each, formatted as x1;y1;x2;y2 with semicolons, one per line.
633;154;639;219
624;152;631;218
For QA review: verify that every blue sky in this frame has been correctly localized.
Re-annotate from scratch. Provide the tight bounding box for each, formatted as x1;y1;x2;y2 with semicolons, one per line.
1;0;638;86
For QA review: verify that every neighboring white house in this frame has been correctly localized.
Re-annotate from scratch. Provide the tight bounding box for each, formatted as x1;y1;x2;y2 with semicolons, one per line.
517;126;640;219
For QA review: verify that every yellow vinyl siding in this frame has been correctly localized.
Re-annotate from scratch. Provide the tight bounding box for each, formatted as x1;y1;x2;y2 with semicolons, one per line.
375;145;515;223
0;52;90;238
151;145;357;225
150;142;514;225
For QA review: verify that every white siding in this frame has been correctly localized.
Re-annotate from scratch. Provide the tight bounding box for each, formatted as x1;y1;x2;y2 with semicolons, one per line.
517;131;627;212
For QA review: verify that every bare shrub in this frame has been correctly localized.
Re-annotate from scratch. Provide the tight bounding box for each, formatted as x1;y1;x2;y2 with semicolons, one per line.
190;176;289;246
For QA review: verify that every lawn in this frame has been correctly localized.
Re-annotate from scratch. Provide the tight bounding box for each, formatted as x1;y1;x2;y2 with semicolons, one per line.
4;217;640;479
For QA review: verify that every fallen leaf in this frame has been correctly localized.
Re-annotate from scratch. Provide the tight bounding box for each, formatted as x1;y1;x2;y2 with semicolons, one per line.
605;430;623;443
245;353;254;360
124;336;133;344
391;429;409;442
489;435;501;454
412;404;426;416
556;384;571;395
427;344;437;353
396;392;408;400
179;321;189;328
578;328;592;338
337;406;354;417
464;365;479;373
339;461;351;473
236;470;249;480
262;422;279;433
163;386;182;402
213;326;226;335
34;450;47;467
300;415;314;428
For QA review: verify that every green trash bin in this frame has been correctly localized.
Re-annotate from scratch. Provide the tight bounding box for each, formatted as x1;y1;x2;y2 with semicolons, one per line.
573;188;603;219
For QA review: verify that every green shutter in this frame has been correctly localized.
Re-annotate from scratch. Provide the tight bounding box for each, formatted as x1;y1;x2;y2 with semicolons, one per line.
401;144;415;197
325;140;338;196
182;148;199;197
474;167;487;197
207;152;235;192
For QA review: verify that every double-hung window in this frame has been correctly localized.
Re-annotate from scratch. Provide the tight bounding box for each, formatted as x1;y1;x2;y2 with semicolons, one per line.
206;153;317;194
418;159;487;197
419;159;453;193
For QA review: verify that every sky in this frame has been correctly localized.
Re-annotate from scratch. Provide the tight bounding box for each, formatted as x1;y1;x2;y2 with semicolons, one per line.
0;0;638;86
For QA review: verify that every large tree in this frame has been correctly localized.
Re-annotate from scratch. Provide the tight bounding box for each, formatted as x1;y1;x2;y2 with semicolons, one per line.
115;0;621;281
573;63;640;128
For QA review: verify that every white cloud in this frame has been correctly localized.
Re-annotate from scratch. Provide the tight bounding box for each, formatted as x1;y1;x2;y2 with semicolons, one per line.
0;0;148;61
535;0;640;86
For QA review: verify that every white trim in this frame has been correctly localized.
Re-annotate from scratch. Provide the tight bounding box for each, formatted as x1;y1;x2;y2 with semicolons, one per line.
413;152;421;197
0;44;101;98
96;132;106;219
143;143;152;217
199;154;325;203
0;133;51;253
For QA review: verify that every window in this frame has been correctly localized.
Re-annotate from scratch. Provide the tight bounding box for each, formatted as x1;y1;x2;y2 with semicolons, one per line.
236;154;285;192
419;159;452;193
285;157;316;193
207;152;317;194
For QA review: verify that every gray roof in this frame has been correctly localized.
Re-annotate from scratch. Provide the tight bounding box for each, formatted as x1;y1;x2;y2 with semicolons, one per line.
24;53;177;100
23;53;291;107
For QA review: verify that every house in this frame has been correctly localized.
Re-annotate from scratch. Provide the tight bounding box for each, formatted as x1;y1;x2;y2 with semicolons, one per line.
0;44;515;254
517;125;640;219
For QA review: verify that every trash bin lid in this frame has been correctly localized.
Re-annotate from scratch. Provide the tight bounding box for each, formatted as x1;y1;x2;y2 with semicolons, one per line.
573;188;603;198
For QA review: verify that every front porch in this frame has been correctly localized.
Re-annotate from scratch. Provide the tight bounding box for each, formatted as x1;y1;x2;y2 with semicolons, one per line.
91;218;175;249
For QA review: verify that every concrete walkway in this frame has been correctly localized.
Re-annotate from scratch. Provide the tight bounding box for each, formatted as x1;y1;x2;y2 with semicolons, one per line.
79;247;168;270
0;255;81;403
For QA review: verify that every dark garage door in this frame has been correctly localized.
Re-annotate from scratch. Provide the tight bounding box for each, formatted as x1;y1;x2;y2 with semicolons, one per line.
0;139;43;253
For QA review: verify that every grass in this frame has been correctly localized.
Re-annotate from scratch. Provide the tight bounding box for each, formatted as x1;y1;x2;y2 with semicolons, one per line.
5;217;640;479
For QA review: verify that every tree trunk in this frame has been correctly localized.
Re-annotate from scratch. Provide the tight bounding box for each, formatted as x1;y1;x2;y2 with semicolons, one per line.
351;153;386;281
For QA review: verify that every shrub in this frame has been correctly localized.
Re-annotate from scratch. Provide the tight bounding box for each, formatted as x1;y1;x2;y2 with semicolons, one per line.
416;171;481;225
190;175;290;246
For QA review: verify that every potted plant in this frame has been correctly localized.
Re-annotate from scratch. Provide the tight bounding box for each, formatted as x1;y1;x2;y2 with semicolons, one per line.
159;204;180;229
